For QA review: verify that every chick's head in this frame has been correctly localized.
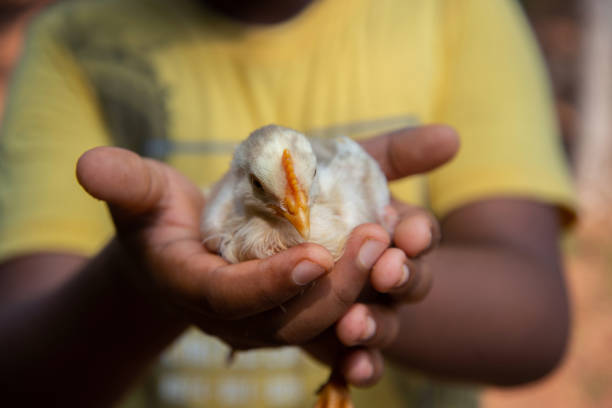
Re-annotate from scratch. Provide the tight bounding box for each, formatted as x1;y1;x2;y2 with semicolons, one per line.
232;125;318;239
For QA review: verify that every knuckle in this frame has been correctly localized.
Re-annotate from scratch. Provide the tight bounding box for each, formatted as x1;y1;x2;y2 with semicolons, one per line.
332;285;357;311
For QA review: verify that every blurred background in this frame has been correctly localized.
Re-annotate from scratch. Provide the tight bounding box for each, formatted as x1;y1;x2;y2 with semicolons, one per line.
486;1;612;407
1;0;611;406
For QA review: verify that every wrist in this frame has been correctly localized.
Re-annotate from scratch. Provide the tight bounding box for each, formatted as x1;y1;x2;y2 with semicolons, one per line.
96;238;189;332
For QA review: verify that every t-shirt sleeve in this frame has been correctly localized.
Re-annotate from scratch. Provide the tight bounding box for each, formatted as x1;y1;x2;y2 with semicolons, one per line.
0;15;114;261
428;0;575;220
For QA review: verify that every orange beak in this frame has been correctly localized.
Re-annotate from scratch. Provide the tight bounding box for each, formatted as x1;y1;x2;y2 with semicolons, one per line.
282;192;310;239
281;149;310;239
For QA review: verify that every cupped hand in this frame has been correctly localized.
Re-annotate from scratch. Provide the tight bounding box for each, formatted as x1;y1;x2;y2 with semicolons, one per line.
75;147;383;351
75;123;459;387
313;125;460;386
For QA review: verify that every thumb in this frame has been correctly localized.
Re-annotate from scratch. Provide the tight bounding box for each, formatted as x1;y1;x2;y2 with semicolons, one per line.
76;146;166;215
360;125;460;181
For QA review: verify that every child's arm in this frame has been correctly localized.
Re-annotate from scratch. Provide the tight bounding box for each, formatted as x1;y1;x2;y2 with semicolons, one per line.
384;198;567;385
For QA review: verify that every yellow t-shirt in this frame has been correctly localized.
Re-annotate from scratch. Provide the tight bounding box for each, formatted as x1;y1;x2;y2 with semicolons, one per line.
0;0;574;407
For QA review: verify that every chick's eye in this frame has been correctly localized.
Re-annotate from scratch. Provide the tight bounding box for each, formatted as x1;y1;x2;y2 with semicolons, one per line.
313;168;317;177
250;174;264;192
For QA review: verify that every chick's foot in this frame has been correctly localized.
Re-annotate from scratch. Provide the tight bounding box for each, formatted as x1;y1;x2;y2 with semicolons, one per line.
314;378;354;408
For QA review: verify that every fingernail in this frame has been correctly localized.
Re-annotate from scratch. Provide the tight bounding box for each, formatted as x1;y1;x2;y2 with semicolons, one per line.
358;240;387;270
361;316;377;342
353;354;374;380
292;261;326;285
395;264;410;288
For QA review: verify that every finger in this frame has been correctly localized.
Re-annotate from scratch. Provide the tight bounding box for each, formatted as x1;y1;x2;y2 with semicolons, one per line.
76;147;166;215
370;248;410;293
169;242;335;320
269;223;391;344
370;248;432;302
340;348;384;388
360;125;460;181
301;333;384;387
392;205;441;256
77;147;205;237
336;303;399;348
388;260;431;303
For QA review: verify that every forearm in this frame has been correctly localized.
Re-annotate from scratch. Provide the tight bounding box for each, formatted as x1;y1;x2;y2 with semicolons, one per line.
0;240;188;406
384;242;569;386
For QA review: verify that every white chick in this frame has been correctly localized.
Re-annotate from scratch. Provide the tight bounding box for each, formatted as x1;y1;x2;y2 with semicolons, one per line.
201;124;390;408
201;124;389;263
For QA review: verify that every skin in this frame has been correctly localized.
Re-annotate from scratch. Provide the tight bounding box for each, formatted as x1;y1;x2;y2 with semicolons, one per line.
0;125;569;406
